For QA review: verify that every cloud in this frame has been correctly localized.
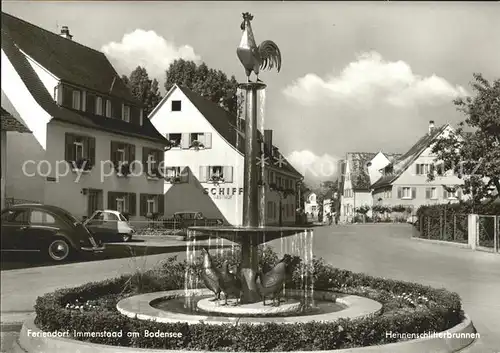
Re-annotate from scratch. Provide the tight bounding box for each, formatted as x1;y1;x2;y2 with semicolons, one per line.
283;51;468;107
287;150;340;183
102;29;201;83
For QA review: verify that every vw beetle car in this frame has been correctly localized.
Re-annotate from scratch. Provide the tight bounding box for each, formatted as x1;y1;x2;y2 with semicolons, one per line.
1;204;104;262
84;210;135;242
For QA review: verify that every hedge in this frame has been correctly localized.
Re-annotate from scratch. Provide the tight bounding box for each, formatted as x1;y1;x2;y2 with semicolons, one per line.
416;201;500;217
34;249;464;351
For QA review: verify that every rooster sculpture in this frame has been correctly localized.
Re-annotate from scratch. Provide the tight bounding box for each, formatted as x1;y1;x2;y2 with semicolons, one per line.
200;248;224;301
237;12;282;82
256;254;292;306
219;260;242;305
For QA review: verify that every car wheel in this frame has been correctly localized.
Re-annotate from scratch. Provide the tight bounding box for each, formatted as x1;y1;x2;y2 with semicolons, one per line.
47;238;71;262
121;233;132;242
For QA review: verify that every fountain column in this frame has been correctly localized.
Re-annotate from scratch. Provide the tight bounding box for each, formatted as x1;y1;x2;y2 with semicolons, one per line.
239;81;266;304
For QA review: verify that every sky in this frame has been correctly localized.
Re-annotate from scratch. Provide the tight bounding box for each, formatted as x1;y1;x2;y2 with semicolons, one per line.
3;1;499;185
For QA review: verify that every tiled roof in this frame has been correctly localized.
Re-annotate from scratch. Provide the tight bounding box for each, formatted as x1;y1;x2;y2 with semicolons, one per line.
346;152;377;190
1;12;137;104
383;153;402;163
371;125;449;190
1;13;167;144
1;107;31;133
177;85;303;179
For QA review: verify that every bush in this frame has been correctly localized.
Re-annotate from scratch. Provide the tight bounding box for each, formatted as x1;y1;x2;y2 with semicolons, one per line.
34;248;464;351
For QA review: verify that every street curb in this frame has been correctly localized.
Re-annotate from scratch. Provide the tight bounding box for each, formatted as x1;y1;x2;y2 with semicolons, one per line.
411;237;471;248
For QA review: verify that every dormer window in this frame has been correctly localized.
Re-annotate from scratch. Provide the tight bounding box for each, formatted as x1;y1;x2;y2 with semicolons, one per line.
72;90;81;110
96;96;103;115
122;104;130;122
171;100;181;111
105;100;112;118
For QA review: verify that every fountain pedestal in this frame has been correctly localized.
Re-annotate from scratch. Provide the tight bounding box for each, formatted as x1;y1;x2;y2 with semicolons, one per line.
189;82;309;305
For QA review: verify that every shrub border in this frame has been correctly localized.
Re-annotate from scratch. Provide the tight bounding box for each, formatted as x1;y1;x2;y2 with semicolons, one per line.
17;313;477;353
32;262;467;351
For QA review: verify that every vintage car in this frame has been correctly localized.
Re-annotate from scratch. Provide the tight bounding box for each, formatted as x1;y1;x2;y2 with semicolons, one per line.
0;204;104;262
84;210;135;242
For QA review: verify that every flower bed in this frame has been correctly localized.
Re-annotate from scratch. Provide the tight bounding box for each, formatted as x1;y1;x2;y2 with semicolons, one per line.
34;248;463;351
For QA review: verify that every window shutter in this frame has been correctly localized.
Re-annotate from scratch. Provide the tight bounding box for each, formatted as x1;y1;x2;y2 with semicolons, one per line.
81;91;87;112
110;141;117;168
425;187;430;199
224;166;233;183
415;164;419;175
158;194;165;215
86;93;95;113
199;166;208;182
397;187;402;199
457;188;463;200
65;133;75;162
87;137;96;165
204;132;212;148
129;193;136;216
62;85;72;107
121;103;125;120
411;187;417;199
107;192;116;210
140;194;147;216
181;167;189;183
443;187;447;199
181;133;190;149
128;144;135;166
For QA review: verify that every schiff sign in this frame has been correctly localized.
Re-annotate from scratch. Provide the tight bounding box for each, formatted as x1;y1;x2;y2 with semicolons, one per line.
204;187;244;200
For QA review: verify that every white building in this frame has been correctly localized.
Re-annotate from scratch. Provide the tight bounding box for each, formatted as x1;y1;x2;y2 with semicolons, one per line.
1;12;167;220
303;192;319;221
149;85;303;226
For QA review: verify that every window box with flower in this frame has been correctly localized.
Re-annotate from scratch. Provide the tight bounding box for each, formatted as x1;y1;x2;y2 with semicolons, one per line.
116;163;132;177
189;140;205;151
71;158;93;173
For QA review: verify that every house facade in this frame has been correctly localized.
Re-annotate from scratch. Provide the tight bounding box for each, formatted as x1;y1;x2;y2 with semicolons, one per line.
149;85;302;226
338;151;399;222
1;12;167;220
371;121;465;212
304;192;319;221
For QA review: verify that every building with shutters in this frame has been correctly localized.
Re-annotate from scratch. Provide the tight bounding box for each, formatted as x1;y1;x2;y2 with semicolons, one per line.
371;121;466;212
149;84;303;226
1;12;168;220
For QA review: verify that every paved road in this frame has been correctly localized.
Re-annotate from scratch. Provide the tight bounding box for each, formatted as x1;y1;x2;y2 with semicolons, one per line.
2;225;499;352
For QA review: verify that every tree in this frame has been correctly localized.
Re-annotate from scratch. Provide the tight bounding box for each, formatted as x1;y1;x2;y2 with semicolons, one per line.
123;66;162;117
429;74;500;204
164;59;239;115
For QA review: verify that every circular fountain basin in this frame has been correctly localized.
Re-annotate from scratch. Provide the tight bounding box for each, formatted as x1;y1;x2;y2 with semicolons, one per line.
116;289;382;325
196;298;303;315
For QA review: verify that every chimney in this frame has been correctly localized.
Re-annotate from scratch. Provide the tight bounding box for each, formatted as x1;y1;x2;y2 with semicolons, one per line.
264;129;273;156
428;120;435;134
60;26;73;40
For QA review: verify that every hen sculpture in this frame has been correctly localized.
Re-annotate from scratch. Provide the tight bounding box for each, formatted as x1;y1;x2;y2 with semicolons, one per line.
219;260;242;306
237;12;282;82
256;254;292;306
200;248;224;301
